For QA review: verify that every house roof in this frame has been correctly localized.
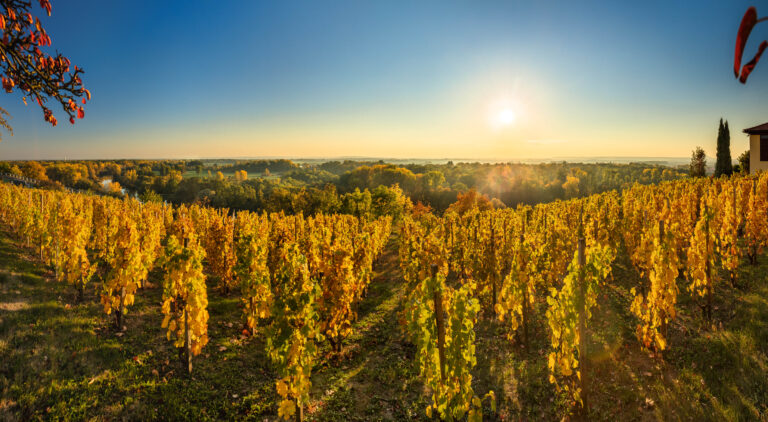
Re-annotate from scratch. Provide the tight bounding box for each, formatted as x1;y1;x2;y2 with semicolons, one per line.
744;122;768;134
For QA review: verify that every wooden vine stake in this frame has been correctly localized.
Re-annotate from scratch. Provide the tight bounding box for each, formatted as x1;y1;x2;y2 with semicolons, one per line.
115;287;125;328
39;193;44;260
704;205;713;323
658;218;667;340
577;235;588;415
296;400;303;422
490;223;497;320
54;210;60;282
731;184;738;287
25;191;31;248
750;180;758;265
185;302;193;374
431;264;446;384
520;230;529;349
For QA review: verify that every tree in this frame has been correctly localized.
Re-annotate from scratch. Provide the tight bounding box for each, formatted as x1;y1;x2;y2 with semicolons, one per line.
340;188;372;218
689;147;707;177
714;119;733;178
738;150;750;174
107;180;122;196
0;0;90;138
444;189;493;215
21;160;48;180
420;170;445;191
139;189;163;203
562;175;580;197
371;184;412;220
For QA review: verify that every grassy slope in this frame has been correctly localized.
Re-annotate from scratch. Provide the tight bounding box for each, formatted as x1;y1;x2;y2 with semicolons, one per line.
0;229;767;421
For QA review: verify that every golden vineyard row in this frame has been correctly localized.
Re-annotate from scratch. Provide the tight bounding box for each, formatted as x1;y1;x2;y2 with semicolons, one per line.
0;183;391;421
2;172;768;420
398;172;768;415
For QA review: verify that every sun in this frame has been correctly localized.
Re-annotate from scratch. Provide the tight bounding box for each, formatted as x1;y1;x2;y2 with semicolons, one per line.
495;108;516;126
488;103;518;130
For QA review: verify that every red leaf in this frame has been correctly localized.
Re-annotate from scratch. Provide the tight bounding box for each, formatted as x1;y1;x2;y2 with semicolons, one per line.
735;7;758;78
2;77;13;93
740;40;768;83
39;0;52;16
69;116;74;124
77;108;84;119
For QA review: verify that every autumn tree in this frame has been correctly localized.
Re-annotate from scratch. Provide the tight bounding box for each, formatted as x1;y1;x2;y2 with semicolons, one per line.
21;160;47;180
737;150;750;174
371;184;413;220
444;189;493;215
562;175;580;198
0;0;90;138
107;180;122;196
689;147;707;177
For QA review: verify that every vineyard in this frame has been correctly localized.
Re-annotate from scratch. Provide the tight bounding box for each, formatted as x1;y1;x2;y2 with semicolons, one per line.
2;174;768;420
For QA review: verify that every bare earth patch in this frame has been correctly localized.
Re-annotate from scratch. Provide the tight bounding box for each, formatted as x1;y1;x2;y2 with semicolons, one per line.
0;300;29;311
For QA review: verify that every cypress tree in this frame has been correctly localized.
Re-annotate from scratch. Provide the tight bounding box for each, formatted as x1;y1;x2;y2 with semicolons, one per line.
715;118;733;177
724;121;732;176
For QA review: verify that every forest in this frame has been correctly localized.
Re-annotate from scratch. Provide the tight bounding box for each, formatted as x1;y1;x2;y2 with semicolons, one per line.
0;159;687;215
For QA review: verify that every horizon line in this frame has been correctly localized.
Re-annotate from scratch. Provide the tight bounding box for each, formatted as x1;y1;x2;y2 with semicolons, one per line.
0;155;692;163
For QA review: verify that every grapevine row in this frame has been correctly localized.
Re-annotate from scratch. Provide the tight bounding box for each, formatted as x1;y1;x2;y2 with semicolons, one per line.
0;183;391;421
398;173;768;414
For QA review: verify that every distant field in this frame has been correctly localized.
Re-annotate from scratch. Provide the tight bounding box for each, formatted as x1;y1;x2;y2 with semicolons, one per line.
180;171;278;180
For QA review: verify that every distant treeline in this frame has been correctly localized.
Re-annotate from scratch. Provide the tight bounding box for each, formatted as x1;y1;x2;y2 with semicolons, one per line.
0;159;687;216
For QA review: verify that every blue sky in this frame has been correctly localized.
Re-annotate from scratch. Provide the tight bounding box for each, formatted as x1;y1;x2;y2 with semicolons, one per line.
1;0;767;160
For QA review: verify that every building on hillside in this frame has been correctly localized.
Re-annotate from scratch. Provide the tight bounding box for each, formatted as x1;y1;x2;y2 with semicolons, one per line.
744;122;768;173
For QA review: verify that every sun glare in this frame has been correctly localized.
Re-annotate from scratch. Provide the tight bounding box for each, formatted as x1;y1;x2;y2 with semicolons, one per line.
497;108;516;126
489;105;517;130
